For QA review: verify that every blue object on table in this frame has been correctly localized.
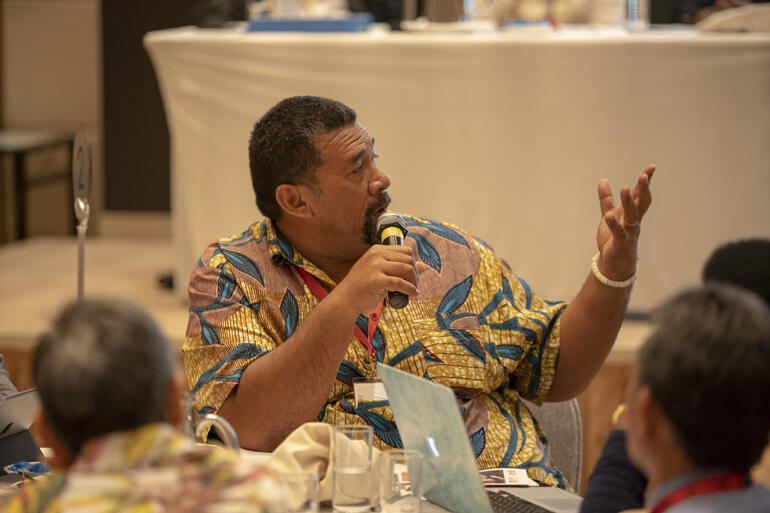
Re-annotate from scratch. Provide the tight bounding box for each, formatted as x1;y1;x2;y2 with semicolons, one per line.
4;461;49;477
502;19;551;27
246;14;374;32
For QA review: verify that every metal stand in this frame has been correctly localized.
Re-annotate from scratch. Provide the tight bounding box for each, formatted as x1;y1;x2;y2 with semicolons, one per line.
72;127;91;300
75;212;89;301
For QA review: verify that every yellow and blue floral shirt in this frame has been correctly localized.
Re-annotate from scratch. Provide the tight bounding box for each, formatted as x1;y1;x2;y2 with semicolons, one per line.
184;216;568;487
1;423;282;512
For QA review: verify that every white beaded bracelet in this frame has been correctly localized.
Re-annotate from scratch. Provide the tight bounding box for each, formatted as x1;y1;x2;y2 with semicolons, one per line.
591;252;637;288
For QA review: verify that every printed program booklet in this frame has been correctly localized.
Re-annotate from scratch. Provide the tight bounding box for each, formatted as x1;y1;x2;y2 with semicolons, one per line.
480;468;540;487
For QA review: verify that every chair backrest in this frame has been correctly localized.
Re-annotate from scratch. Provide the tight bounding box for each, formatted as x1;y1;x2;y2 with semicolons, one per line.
523;398;582;491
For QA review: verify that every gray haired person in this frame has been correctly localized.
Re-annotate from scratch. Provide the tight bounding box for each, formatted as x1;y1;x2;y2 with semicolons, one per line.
1;298;281;512
624;285;770;513
32;298;180;460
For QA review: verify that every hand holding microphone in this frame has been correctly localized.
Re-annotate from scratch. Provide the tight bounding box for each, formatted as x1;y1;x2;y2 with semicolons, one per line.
376;212;410;309
333;212;416;315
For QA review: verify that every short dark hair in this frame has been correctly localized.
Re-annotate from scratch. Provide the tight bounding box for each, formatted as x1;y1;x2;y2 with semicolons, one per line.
248;96;357;220
638;285;770;472
33;299;177;456
703;238;770;306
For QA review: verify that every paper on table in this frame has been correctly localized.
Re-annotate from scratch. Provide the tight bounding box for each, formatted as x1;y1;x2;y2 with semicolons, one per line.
480;468;539;487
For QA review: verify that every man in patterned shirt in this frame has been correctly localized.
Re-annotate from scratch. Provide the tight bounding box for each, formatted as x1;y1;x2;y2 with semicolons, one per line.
1;299;282;512
184;96;655;488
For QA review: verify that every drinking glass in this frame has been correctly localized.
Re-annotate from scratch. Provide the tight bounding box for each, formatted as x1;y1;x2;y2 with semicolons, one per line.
332;425;375;513
274;472;320;513
380;449;423;513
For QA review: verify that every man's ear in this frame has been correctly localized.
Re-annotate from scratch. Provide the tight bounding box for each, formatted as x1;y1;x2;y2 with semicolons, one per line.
635;386;676;449
166;373;185;429
640;388;680;450
35;412;73;470
275;183;313;219
634;386;657;438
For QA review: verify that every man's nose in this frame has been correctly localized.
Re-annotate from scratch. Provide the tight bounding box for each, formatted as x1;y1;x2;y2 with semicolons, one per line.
369;166;391;195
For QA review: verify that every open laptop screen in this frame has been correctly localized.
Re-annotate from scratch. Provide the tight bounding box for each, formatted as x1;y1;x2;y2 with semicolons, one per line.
0;388;39;440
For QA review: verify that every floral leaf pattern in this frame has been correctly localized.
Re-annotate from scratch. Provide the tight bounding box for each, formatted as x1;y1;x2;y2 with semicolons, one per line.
421;342;444;364
280;290;299;340
355;402;403;448
387;340;423;367
450;328;485;363
470;427;486;459
190;343;266;394
221;249;263;285
217;270;237;300
436;275;473;329
336;361;364;386
407;232;441;272
371;328;385;362
238;295;260;315
199;316;221;346
404;216;469;248
221;227;254;248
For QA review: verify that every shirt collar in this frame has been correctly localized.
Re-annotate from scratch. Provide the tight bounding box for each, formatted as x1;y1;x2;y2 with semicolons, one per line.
263;218;337;288
264;218;304;267
646;469;734;508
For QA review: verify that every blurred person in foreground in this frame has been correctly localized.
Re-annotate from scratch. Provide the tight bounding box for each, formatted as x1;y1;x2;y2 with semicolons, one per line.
581;238;770;513
623;285;770;512
184;95;655;489
1;298;281;513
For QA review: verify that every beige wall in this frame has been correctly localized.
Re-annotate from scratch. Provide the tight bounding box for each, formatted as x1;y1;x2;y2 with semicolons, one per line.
1;0;103;236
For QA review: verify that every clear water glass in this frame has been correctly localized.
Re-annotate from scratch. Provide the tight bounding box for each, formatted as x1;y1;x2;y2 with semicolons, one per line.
332;425;375;513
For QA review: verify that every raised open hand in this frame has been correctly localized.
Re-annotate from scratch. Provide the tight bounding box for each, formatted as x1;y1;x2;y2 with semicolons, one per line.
595;165;656;282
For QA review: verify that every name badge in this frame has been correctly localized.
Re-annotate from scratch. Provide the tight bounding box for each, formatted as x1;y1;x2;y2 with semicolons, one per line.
353;378;388;406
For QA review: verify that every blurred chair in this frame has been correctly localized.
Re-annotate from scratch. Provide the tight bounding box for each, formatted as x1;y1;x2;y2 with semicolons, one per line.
524;398;583;491
0;130;75;241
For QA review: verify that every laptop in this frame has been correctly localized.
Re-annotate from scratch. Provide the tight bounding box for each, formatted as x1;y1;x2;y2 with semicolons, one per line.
0;388;43;478
377;364;582;513
0;388;39;440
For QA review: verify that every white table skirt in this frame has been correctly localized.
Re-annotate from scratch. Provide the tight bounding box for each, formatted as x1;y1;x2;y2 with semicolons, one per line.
145;26;770;311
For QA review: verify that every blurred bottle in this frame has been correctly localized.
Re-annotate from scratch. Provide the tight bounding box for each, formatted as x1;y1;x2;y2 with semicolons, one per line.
626;0;649;30
424;0;465;21
402;0;418;20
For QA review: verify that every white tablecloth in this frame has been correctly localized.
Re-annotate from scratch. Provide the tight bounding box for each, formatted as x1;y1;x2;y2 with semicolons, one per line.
145;26;770;311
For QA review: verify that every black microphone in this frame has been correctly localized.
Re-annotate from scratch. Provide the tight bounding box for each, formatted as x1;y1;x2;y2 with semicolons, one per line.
376;212;409;309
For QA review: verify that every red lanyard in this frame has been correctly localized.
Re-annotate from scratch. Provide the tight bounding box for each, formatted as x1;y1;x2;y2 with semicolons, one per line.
651;472;747;513
295;266;383;359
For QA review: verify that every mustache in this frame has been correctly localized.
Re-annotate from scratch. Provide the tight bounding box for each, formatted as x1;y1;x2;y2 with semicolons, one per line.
367;192;391;216
363;192;392;245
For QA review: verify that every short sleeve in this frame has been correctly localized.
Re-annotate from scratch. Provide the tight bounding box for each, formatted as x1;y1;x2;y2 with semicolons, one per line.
496;258;565;405
183;242;278;416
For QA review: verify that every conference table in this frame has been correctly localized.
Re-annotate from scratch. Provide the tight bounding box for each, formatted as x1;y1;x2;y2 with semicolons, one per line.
145;25;770;311
237;449;581;512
